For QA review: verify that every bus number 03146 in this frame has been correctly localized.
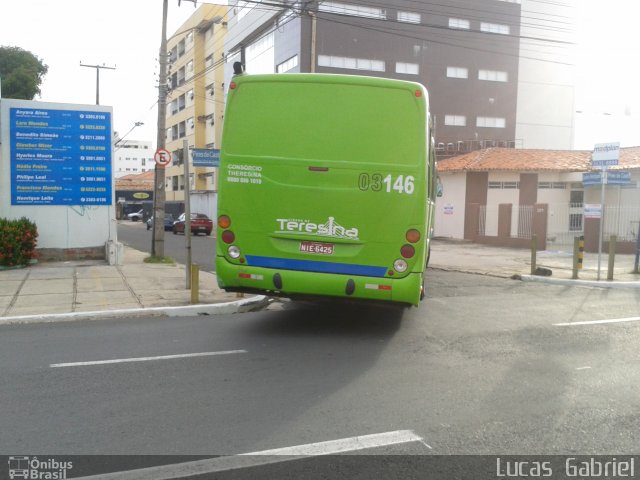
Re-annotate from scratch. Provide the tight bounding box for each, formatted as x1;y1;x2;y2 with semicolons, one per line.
358;173;415;194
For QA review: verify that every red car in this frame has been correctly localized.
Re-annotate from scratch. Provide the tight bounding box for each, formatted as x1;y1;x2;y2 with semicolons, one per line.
172;213;213;236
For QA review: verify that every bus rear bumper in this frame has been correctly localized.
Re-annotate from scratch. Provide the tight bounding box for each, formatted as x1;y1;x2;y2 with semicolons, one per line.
216;257;422;306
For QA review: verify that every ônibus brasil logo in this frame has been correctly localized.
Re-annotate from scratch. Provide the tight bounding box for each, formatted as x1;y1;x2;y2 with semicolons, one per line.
276;217;359;240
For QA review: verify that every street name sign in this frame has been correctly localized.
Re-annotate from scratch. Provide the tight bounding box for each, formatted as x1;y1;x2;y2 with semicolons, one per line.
192;148;220;167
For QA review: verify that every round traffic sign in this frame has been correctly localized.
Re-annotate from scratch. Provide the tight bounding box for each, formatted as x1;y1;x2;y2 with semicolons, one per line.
154;148;172;167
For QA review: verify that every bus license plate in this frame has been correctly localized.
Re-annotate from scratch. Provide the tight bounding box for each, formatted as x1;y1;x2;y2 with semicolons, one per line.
300;241;334;255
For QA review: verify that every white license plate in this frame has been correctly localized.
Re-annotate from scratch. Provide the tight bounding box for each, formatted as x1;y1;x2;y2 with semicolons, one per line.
300;241;334;255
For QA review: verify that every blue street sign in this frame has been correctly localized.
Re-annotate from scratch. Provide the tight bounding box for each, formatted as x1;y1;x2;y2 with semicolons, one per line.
191;148;220;167
582;172;601;186
10;108;112;205
583;170;631;187
608;171;632;185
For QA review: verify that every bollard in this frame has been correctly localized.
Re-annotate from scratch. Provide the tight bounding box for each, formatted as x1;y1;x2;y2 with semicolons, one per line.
530;234;537;275
572;236;580;279
190;264;199;304
578;235;584;270
607;235;616;281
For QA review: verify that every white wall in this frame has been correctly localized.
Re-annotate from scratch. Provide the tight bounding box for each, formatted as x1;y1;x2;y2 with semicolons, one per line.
0;99;116;251
434;172;466;239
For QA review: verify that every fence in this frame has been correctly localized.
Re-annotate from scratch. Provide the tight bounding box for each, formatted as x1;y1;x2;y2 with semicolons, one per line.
479;203;640;252
478;205;533;239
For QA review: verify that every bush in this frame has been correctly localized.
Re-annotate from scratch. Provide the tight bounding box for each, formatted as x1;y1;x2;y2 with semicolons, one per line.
0;217;38;267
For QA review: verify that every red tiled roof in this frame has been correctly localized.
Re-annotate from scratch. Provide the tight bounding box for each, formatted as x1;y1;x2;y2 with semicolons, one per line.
437;147;640;173
118;171;155;181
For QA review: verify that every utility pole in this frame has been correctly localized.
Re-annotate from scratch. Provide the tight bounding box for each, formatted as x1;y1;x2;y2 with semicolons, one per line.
79;62;116;105
152;0;169;257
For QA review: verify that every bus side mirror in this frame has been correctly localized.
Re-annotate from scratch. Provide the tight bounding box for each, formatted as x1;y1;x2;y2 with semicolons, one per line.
436;177;443;197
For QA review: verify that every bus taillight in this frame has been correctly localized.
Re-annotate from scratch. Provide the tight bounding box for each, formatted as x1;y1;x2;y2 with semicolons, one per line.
218;215;231;228
222;231;235;244
400;244;415;259
406;229;421;243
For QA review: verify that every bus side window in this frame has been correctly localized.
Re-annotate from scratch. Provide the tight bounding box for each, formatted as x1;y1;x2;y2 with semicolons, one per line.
436;176;443;197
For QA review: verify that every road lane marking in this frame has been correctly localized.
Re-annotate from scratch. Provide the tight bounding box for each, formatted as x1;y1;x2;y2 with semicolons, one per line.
554;316;640;327
49;350;247;368
238;429;427;455
576;366;592;370
72;430;428;479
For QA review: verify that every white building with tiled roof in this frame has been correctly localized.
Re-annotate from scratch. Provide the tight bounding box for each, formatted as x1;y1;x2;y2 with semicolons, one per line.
435;147;640;251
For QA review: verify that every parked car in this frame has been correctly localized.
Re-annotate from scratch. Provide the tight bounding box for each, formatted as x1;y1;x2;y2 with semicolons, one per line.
146;214;175;231
127;209;144;222
172;213;213;236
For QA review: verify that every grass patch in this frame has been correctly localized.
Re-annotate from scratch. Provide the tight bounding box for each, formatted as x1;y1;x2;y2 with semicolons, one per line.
144;255;175;265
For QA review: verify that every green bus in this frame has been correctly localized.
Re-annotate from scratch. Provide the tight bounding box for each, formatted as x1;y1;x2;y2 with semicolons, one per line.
215;73;437;307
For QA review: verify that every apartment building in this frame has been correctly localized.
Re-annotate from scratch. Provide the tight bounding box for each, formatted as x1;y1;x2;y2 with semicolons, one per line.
164;4;228;202
113;139;153;178
223;0;575;156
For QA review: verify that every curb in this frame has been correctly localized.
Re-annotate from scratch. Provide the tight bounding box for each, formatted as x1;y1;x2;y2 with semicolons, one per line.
0;296;270;326
519;275;640;289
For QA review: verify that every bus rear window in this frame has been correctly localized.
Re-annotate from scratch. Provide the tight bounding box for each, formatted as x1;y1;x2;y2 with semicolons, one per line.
224;81;425;166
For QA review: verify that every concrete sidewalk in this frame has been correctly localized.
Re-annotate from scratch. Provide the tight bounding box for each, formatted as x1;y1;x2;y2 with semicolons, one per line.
0;246;267;323
1;239;639;323
429;238;640;287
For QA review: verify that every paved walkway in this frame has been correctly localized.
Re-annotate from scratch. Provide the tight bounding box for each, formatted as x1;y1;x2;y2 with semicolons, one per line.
1;239;638;322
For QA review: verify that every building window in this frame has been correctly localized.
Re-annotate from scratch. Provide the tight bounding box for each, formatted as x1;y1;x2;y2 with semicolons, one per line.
205;55;214;68
178;121;186;138
186;31;194;46
318;55;385;72
177;66;185;86
318;2;386;19
444;115;466;126
481;22;510;34
178;39;185;57
187;117;194;130
477;116;506;128
479;69;508;82
396;62;419;75
397;11;420;24
449;18;470;29
186;89;194;106
277;55;299;73
170;99;178;115
447;66;468;79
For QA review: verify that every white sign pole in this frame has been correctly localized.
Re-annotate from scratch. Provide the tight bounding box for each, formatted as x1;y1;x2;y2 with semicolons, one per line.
597;169;606;281
592;142;620;281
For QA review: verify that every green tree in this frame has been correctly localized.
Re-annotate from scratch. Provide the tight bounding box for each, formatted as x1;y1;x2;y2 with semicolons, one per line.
0;46;48;100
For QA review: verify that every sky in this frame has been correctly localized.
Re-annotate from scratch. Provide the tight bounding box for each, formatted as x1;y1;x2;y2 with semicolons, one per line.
1;0;640;151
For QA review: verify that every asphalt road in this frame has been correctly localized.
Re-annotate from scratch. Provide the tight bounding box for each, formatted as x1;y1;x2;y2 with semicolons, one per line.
2;271;640;476
117;219;217;272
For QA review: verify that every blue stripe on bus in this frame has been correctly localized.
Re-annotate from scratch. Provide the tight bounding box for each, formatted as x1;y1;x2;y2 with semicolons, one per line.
245;255;387;277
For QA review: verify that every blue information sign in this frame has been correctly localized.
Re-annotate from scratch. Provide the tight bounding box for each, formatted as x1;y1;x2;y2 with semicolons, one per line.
191;148;220;167
10;107;112;205
582;171;631;187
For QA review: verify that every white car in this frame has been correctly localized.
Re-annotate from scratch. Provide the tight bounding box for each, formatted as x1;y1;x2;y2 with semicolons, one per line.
127;209;144;222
